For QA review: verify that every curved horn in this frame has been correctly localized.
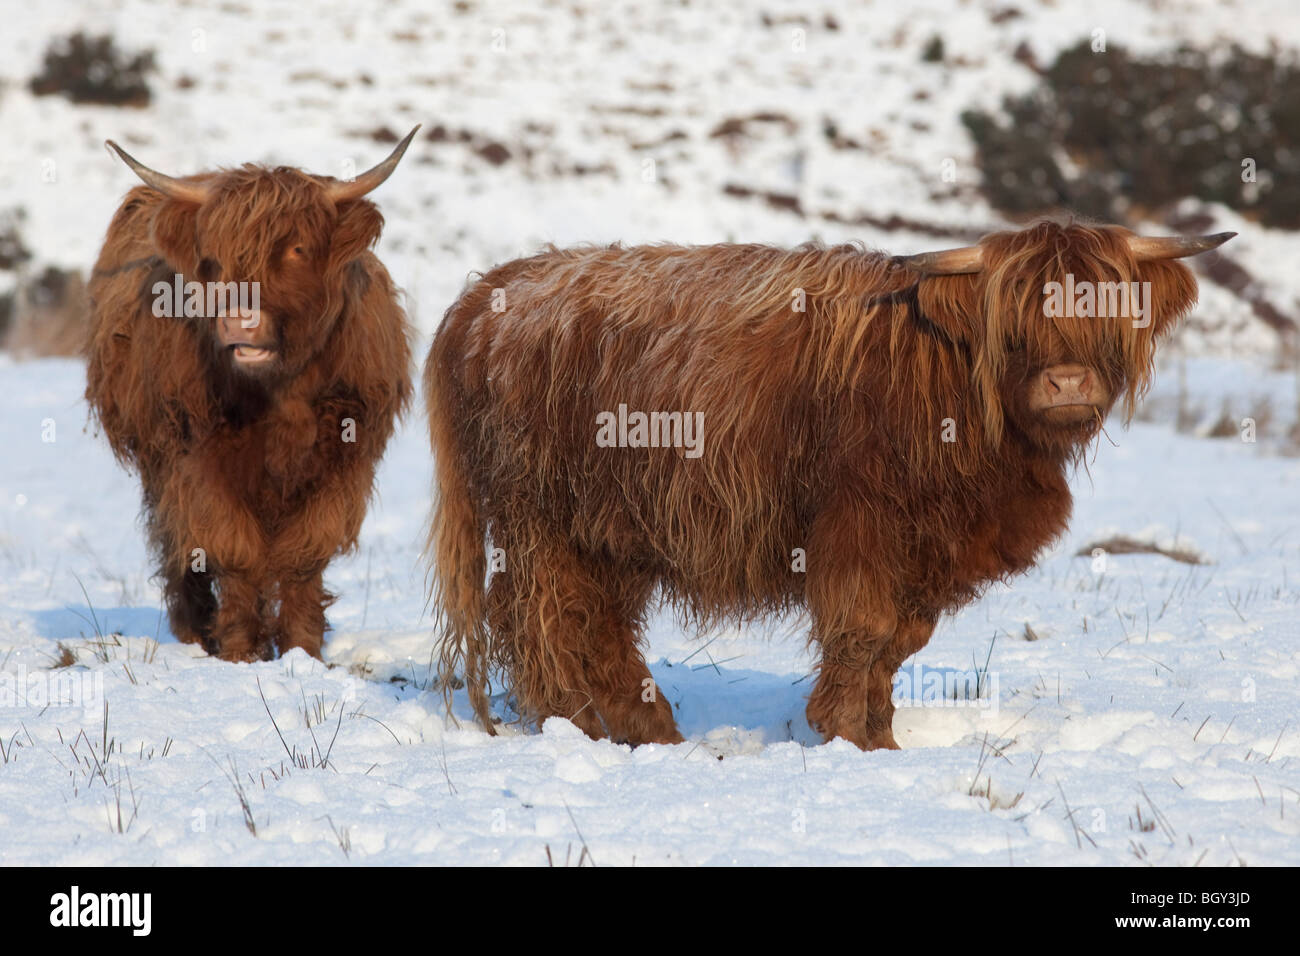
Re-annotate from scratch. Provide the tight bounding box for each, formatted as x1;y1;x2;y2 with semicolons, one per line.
327;125;421;202
893;244;984;275
1127;232;1236;261
105;140;211;204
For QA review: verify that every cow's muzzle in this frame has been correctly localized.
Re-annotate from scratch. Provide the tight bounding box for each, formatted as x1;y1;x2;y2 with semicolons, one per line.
216;310;276;365
1041;365;1094;406
1030;364;1108;421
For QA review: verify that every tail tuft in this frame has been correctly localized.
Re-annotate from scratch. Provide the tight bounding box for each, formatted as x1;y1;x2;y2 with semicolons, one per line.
424;333;494;732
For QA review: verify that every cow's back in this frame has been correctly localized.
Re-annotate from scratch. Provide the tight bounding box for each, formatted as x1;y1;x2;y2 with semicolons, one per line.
430;243;900;612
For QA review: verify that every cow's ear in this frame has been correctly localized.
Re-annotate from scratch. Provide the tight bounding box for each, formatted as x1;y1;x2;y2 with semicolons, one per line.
329;200;384;268
1136;258;1199;338
914;274;982;343
150;199;202;276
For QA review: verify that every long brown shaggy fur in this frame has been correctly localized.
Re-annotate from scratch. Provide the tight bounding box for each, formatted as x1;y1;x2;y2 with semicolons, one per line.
86;161;412;661
426;220;1200;748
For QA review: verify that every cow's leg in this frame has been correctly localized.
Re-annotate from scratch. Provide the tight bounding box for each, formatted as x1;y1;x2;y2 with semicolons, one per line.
161;561;217;649
263;467;367;660
803;506;909;749
582;583;682;745
210;572;269;662
155;452;269;659
807;615;936;750
483;522;606;740
861;618;936;749
151;517;218;648
275;567;331;659
806;624;881;749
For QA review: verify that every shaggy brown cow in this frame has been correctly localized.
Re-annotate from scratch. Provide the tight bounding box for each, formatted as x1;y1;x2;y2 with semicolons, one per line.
86;130;417;661
426;220;1231;749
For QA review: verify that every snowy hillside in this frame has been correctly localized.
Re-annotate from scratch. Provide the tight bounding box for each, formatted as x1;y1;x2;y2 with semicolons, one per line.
1;0;1299;865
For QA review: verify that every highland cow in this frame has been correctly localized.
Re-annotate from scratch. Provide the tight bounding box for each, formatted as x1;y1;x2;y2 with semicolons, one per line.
426;221;1231;748
86;130;417;661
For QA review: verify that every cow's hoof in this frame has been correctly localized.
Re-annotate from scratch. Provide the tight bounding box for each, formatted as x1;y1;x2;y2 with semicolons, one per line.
275;638;324;660
864;730;901;751
216;641;273;663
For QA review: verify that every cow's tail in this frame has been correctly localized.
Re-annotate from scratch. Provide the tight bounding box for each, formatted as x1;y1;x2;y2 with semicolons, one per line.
424;331;495;734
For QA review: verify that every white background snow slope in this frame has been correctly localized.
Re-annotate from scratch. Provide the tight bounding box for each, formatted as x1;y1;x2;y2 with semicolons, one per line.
1;0;1299;865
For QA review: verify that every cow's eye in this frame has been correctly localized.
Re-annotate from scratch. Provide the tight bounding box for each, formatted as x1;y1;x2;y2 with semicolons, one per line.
198;258;221;281
288;245;306;259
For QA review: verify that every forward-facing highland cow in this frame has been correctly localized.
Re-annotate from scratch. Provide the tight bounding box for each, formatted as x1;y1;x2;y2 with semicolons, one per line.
86;130;417;661
426;221;1231;749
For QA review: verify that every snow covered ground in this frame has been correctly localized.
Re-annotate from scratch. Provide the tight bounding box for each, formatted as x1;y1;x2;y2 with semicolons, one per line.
3;358;1298;866
1;0;1299;865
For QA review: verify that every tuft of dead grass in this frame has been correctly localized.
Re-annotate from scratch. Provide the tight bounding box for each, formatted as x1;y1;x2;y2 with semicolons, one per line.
2;265;89;358
1077;535;1207;566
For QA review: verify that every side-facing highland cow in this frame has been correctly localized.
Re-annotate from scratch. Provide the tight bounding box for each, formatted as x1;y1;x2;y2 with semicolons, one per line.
426;221;1231;748
86;129;417;661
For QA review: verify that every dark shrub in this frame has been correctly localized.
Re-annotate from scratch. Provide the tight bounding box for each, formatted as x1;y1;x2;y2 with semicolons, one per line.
0;209;31;271
2;266;89;358
963;40;1300;227
29;32;155;107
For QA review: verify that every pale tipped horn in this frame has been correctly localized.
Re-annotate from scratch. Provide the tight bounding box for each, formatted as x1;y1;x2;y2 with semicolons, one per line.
893;244;984;275
105;140;211;204
1126;232;1236;261
327;125;421;202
